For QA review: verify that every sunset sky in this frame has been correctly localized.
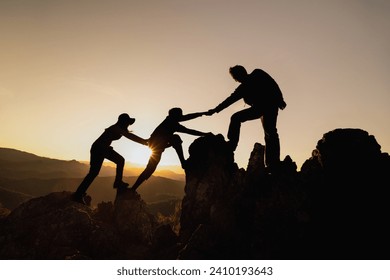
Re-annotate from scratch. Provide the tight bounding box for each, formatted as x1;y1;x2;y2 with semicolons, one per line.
1;0;389;171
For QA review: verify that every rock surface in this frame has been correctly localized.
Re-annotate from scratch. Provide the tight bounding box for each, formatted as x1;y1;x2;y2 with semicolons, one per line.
178;129;390;259
0;128;389;259
0;190;169;259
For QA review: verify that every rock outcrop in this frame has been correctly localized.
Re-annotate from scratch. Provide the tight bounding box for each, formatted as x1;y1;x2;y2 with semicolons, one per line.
0;190;175;259
0;128;389;259
178;129;390;259
179;134;307;259
301;128;390;259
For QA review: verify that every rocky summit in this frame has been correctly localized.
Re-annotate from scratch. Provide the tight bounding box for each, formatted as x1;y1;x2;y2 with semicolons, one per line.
0;189;176;259
0;128;389;260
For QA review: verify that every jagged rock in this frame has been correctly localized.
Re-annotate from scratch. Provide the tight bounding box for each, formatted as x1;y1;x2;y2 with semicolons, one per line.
0;191;160;259
113;189;156;245
246;142;266;178
300;149;324;180
0;192;105;259
180;134;239;241
153;224;178;248
179;224;228;259
301;128;390;258
1;128;389;260
316;128;383;177
150;224;180;259
246;143;297;182
179;134;307;259
93;201;115;224
179;129;390;259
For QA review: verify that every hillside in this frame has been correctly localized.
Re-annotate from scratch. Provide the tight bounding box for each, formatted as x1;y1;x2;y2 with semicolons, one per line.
0;148;184;180
0;148;108;179
0;187;34;210
0;148;185;209
0;176;184;209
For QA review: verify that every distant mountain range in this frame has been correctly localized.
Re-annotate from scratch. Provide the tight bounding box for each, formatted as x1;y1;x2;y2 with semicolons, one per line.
0;147;185;210
0;147;185;180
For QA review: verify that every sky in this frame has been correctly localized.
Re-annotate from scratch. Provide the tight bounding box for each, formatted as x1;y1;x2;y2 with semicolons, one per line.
1;0;389;171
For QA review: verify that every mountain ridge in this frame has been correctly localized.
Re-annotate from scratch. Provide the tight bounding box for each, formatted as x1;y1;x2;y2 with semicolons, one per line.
0;147;185;180
0;147;185;210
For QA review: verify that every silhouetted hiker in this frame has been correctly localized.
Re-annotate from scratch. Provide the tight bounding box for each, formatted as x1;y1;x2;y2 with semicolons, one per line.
71;113;148;205
206;65;286;173
130;107;211;192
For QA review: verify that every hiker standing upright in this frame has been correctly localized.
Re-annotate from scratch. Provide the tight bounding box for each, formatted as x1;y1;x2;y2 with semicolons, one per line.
206;65;286;173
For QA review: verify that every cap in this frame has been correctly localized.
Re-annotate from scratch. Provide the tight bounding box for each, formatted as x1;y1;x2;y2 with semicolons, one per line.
118;113;135;125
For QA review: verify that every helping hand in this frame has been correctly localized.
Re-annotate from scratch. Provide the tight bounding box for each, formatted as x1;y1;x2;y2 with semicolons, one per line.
205;109;216;116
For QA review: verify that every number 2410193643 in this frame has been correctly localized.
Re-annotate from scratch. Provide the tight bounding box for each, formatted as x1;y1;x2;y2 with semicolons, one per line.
209;266;273;276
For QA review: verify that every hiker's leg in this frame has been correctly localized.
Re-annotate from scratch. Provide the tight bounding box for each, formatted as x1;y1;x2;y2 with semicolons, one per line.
262;107;280;168
170;135;186;168
106;148;126;187
131;150;162;191
75;148;104;195
227;107;262;150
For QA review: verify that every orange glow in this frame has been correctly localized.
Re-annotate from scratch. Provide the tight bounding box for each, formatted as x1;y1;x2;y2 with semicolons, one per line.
0;1;389;172
129;146;153;165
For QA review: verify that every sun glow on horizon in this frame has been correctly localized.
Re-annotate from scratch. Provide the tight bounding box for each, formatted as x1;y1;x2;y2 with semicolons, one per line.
126;145;153;166
1;1;389;178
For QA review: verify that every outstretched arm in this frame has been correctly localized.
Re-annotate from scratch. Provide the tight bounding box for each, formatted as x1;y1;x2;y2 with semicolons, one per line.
180;111;208;122
121;129;148;145
206;91;241;116
178;125;212;137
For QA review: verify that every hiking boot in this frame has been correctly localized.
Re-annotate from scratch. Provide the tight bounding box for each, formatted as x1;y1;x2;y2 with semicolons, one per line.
113;180;129;189
71;192;86;205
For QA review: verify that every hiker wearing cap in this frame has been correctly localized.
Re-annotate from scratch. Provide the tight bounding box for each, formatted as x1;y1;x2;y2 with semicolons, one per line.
206;65;286;174
130;107;211;192
71;113;148;204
